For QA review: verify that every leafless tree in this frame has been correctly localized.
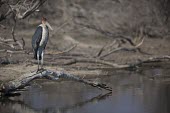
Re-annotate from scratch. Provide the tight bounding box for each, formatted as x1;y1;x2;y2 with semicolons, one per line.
0;0;47;50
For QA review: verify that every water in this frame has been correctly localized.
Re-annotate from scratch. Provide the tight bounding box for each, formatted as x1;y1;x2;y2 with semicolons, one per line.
0;67;170;113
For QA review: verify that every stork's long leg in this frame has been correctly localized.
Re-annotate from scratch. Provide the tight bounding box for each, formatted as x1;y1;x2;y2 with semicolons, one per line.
41;51;44;69
37;51;40;71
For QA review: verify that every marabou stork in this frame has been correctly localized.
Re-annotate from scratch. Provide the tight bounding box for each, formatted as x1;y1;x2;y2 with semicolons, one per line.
32;17;53;71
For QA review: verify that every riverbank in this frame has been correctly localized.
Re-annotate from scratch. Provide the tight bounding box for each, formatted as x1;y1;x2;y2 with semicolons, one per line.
0;28;170;82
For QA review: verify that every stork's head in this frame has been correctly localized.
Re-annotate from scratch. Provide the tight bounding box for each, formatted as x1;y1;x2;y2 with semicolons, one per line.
42;17;53;30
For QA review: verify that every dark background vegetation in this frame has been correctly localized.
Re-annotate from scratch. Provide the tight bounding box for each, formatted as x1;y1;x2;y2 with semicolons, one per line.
34;0;170;39
1;0;170;39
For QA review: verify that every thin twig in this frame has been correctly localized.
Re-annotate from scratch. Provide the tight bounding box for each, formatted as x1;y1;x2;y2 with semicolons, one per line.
11;17;17;42
96;44;107;57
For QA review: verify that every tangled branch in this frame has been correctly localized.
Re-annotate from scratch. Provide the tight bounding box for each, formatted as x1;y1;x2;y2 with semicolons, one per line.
0;0;47;21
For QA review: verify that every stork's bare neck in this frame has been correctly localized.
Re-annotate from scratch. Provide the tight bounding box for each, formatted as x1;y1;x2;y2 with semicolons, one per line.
41;20;53;30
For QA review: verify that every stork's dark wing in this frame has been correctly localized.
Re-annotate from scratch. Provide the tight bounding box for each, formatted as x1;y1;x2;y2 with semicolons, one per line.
32;26;42;50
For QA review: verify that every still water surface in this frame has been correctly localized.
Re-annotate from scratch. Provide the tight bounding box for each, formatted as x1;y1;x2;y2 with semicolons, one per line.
0;68;170;113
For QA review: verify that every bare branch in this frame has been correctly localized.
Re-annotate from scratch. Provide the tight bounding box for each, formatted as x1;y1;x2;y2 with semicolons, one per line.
0;36;25;50
0;37;14;42
0;41;15;49
0;0;47;21
16;0;47;19
96;44;107;57
0;49;27;54
99;31;147;58
76;22;137;46
11;18;17;42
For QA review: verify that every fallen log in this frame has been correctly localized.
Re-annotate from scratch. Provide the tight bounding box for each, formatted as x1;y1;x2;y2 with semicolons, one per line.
63;55;170;70
31;55;170;69
0;69;112;96
133;55;170;66
64;58;129;68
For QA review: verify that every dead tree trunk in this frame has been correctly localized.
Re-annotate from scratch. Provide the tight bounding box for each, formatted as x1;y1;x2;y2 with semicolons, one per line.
0;69;112;96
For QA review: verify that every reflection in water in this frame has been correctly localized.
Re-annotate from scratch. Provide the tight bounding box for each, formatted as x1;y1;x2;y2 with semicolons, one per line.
0;68;170;113
0;91;111;113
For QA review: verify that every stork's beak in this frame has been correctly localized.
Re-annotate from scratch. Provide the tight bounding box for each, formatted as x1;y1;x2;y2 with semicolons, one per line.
46;22;53;30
